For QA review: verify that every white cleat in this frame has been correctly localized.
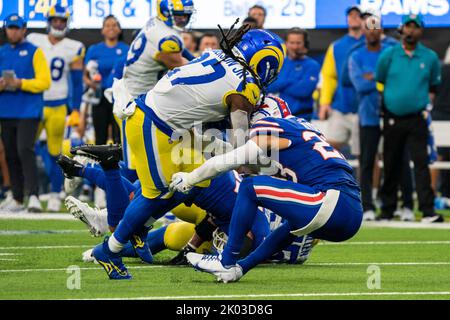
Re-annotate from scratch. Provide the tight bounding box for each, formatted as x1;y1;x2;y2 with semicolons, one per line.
186;253;243;283
363;210;376;221
27;195;42;213
64;176;83;195
47;193;62;212
65;196;109;237
400;207;415;222
82;248;97;263
1;198;25;213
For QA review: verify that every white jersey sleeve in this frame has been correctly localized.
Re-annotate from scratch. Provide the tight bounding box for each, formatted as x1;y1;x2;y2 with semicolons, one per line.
27;33;85;104
123;17;184;98
141;49;261;130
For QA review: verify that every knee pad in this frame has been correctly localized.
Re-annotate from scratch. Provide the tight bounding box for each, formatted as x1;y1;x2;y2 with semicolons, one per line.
164;222;196;251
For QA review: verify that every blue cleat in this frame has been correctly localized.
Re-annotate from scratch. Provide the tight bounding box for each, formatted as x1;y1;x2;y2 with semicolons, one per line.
92;237;132;280
130;228;153;264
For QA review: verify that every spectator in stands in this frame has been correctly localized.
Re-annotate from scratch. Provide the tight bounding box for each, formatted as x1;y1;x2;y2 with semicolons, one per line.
348;13;388;221
248;5;266;29
0;14;51;212
376;14;443;223
182;31;198;55
83;15;129;145
319;5;364;153
198;33;219;53
242;16;258;30
267;28;320;120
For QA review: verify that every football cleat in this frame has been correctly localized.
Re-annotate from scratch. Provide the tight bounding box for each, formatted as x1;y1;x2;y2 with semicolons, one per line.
82;248;96;263
57;155;84;179
186;253;243;283
65;196;109;237
93;237;131;280
130;229;153;264
71;144;122;170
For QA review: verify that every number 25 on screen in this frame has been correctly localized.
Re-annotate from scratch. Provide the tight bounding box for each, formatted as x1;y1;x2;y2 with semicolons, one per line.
282;0;305;17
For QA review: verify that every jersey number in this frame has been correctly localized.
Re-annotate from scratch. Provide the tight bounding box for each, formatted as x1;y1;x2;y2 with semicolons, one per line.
167;54;226;86
50;57;65;81
126;33;147;67
302;131;344;160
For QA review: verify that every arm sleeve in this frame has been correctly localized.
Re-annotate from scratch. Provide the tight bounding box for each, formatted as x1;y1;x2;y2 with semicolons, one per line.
348;54;376;94
282;62;320;99
319;44;338;105
188;140;264;185
21;48;51;93
70;69;83;111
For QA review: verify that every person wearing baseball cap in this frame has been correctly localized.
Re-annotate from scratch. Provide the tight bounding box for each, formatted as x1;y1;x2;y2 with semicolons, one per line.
0;14;51;212
376;13;444;223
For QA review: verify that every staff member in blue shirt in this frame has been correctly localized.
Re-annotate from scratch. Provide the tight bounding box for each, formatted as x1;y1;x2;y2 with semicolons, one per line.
83;15;129;145
0;14;51;212
267;28;320;121
376;14;443;223
319;5;364;152
349;13;388;221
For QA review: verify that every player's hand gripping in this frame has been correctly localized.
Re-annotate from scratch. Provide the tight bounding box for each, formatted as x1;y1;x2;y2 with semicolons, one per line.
170;172;194;194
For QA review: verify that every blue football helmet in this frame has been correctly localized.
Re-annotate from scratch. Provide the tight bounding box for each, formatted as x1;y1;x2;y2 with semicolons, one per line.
157;0;194;31
46;4;71;38
234;29;286;87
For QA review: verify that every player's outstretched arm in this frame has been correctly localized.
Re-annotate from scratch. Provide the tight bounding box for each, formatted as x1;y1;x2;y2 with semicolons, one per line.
169;135;291;194
227;94;255;148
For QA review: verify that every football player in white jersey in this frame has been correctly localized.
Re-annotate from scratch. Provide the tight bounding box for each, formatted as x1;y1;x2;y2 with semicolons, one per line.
110;0;195;176
28;4;85;212
92;22;286;279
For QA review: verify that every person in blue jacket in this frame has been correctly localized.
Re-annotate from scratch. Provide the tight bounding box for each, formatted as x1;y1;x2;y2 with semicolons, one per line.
0;14;51;212
267;28;320;121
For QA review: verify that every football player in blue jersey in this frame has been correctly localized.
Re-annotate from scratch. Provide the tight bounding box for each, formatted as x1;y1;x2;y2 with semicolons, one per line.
172;100;363;283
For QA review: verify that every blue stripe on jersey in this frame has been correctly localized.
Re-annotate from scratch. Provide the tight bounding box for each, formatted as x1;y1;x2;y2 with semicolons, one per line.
142;116;167;194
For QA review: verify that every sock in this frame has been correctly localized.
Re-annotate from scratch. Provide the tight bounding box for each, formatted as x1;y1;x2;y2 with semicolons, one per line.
49;155;64;193
221;178;259;267
238;222;295;274
81;166;136;194
108;234;124;253
103;169;131;228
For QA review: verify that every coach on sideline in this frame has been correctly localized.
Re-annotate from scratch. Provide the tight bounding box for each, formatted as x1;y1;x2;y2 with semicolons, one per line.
0;14;51;213
267;28;320;120
376;14;443;223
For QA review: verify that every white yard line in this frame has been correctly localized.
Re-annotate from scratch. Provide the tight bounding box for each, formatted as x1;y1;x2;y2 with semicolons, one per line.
0;245;93;250
322;241;450;245
83;291;450;300
1;261;449;273
0;265;165;273
0;230;87;235
0;213;76;220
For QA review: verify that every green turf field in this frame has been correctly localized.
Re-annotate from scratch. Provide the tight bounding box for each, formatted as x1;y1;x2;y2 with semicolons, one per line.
1;213;450;300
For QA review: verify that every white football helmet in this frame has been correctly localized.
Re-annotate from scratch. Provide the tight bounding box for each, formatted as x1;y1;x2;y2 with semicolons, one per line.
250;96;292;125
